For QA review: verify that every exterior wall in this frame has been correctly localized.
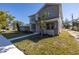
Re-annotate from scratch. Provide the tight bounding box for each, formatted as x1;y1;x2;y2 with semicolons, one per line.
30;23;36;32
29;14;36;32
58;4;63;33
19;26;30;32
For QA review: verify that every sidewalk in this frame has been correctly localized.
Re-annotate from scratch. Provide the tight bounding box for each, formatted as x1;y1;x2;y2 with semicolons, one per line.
0;35;24;55
67;29;79;41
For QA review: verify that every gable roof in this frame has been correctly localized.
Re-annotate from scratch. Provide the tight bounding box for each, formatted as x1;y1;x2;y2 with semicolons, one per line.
29;3;61;17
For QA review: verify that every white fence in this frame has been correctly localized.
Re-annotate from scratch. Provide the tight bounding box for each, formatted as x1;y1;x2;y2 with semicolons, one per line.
44;30;54;36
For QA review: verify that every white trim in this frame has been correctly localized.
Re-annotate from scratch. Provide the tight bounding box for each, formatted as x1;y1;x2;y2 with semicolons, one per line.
44;30;54;36
45;18;58;22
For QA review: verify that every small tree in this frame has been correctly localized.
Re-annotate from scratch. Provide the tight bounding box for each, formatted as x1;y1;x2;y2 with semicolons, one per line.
13;21;17;30
0;10;15;32
75;19;79;31
37;13;49;36
16;23;20;31
64;18;70;29
0;11;7;31
13;20;24;31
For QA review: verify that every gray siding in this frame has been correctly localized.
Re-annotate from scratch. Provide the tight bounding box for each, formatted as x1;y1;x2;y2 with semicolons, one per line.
29;4;61;23
37;4;59;20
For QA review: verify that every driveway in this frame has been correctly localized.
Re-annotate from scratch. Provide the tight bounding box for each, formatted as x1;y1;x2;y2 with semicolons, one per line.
0;35;24;55
67;29;79;41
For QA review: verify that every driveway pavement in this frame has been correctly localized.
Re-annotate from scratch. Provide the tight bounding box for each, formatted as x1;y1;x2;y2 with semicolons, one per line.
0;35;24;55
67;29;79;41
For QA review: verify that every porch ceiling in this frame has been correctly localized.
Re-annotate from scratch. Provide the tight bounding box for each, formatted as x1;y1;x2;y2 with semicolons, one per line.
45;18;58;23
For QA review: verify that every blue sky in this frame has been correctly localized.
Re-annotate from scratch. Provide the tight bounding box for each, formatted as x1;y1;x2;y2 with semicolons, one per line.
62;3;79;21
0;3;44;24
0;3;79;24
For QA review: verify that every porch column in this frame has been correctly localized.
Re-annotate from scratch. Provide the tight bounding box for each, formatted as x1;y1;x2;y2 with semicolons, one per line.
36;24;38;32
36;24;40;33
30;23;32;32
54;21;59;35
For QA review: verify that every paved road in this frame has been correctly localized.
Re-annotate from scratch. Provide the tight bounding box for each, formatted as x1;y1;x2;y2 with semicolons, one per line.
0;35;24;55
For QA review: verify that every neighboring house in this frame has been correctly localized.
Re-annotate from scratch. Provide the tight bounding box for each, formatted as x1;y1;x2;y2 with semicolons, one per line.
19;25;30;32
72;18;79;31
7;20;13;30
29;3;63;35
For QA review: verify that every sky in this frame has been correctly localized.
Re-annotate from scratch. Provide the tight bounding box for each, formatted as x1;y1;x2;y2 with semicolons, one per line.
62;3;79;21
0;3;79;24
0;3;44;24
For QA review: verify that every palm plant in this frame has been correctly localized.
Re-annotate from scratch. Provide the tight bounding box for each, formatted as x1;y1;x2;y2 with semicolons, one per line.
63;18;71;29
9;15;15;20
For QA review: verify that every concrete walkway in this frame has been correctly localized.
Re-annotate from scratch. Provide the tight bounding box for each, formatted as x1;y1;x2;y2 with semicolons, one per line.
67;29;79;41
9;32;39;41
0;35;24;55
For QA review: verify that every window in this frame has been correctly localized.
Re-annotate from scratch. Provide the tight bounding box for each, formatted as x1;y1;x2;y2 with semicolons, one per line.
51;24;54;29
46;23;50;30
51;23;55;29
43;12;49;19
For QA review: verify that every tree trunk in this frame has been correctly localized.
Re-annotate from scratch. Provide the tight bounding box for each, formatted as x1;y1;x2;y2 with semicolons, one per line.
16;23;20;31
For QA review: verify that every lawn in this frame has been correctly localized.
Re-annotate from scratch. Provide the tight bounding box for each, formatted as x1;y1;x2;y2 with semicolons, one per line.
1;31;32;39
12;31;79;55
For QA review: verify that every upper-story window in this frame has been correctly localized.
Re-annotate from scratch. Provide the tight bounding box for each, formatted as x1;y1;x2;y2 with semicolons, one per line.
35;14;38;21
42;12;49;19
47;5;59;19
30;15;36;23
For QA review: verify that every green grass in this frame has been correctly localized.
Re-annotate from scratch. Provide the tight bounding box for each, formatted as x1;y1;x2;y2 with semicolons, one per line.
12;31;79;55
1;31;32;39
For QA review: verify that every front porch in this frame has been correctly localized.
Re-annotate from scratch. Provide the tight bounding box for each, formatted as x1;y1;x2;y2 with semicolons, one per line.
30;19;59;36
43;21;58;36
35;20;59;36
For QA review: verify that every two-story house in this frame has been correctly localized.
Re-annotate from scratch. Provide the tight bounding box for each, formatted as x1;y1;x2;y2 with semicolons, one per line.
29;3;63;36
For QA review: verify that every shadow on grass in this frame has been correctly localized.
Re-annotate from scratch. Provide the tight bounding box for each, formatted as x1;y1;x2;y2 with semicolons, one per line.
1;31;32;39
12;34;55;44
